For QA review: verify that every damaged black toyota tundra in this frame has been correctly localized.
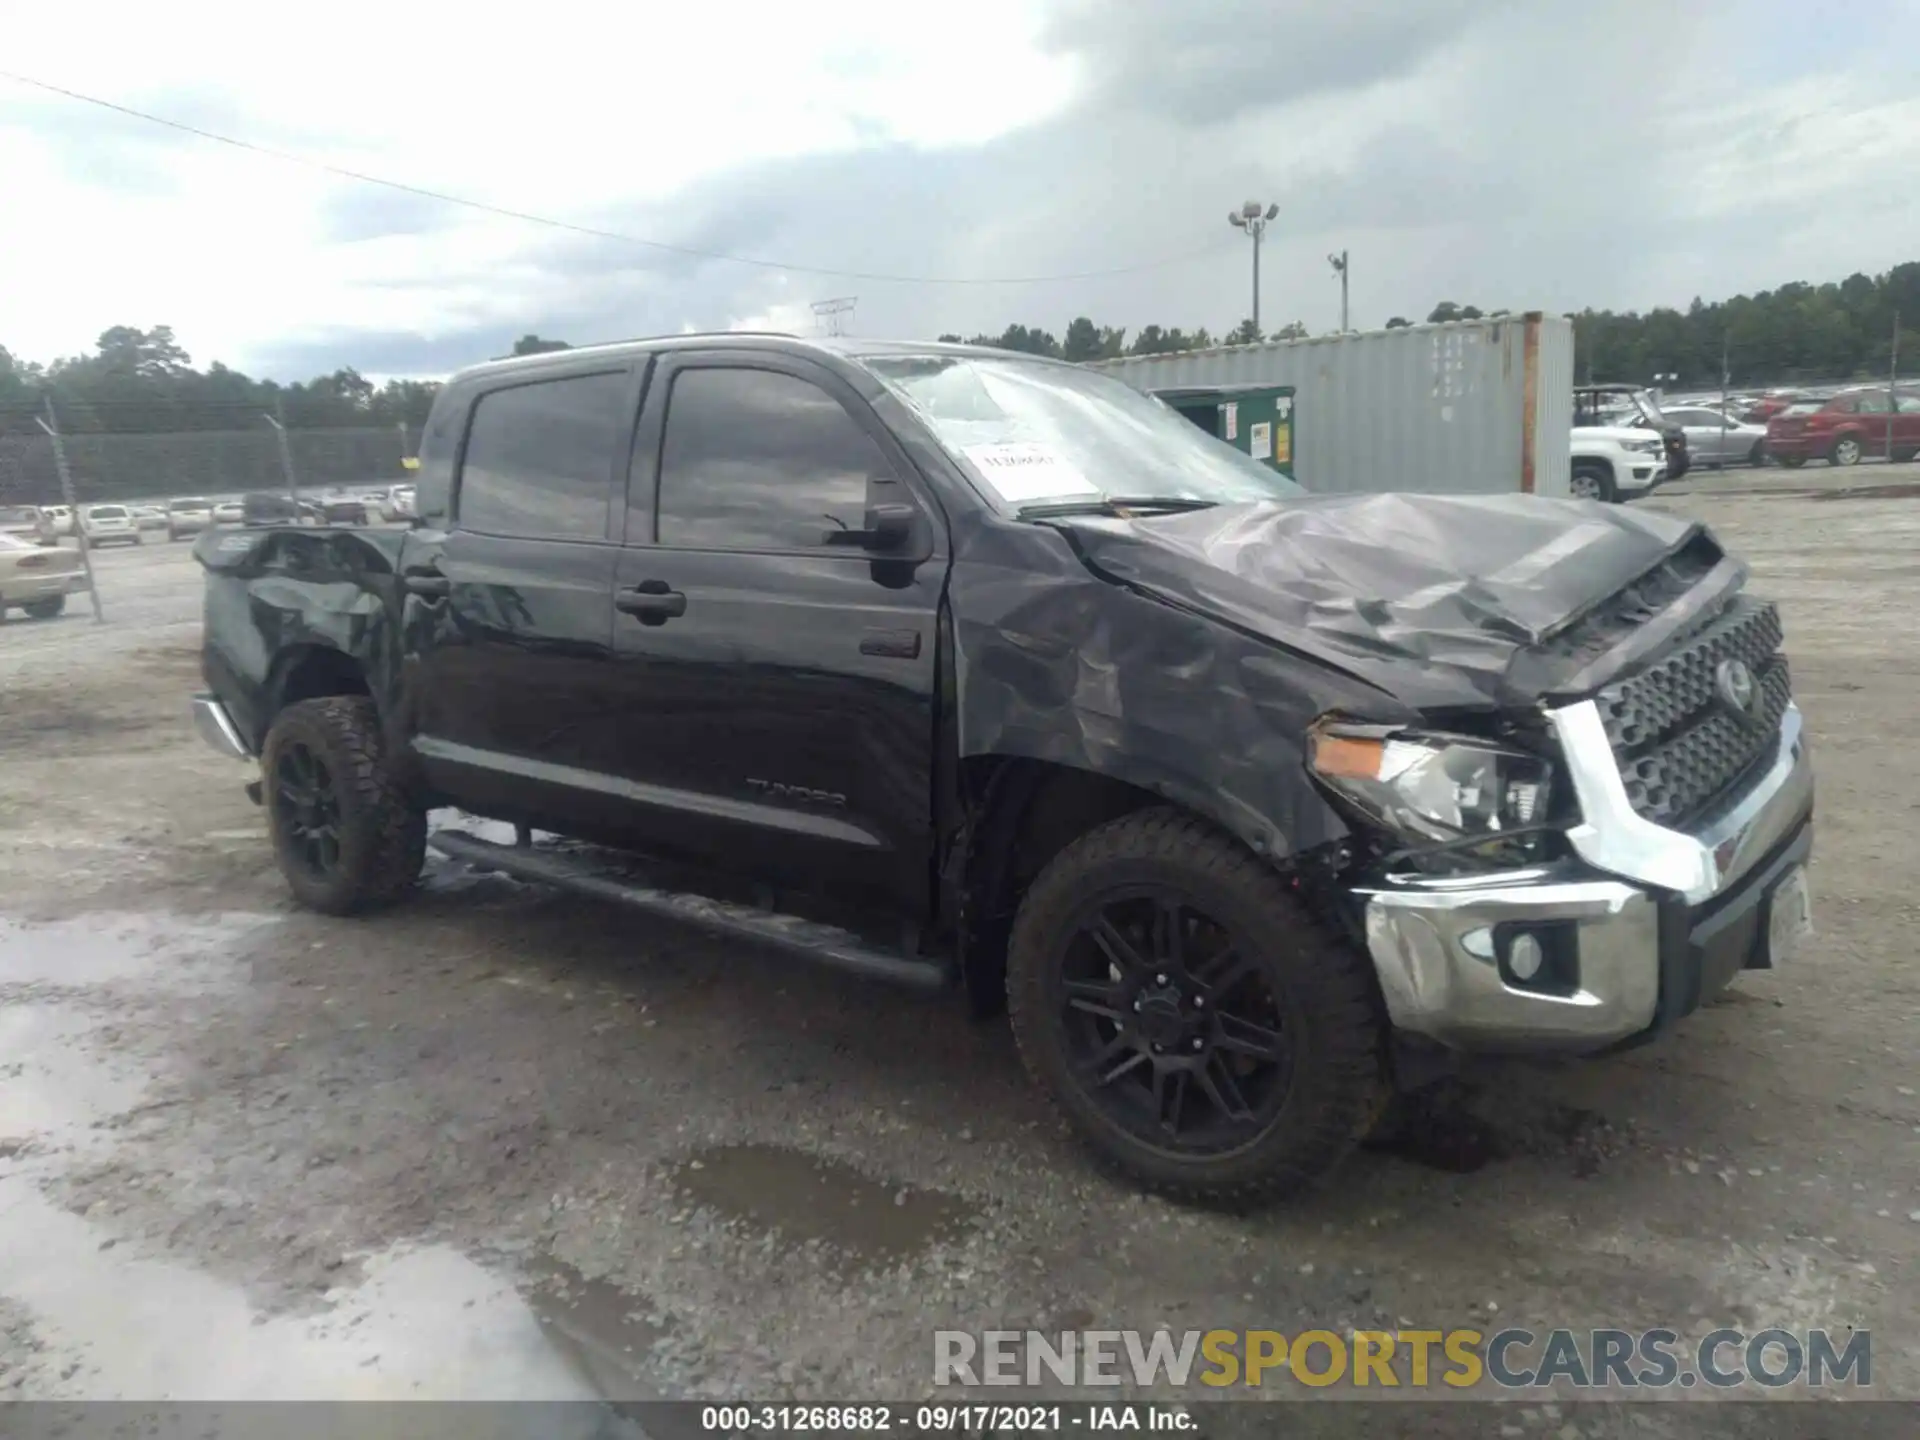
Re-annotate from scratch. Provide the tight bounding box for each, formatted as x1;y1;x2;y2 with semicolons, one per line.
191;336;1815;1203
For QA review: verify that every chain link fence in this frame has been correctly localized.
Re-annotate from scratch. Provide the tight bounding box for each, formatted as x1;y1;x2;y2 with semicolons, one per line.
0;404;418;507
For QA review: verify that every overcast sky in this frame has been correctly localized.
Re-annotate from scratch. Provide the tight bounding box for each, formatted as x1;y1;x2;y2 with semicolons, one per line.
2;0;1916;381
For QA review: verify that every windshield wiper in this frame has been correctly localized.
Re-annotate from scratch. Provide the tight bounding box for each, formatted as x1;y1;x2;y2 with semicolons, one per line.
1016;496;1220;519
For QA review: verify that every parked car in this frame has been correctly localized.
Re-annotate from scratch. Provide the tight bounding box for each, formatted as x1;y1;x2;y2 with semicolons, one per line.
0;532;88;619
42;504;74;537
78;503;141;547
1574;384;1690;481
131;504;169;533
1764;387;1920;468
1569;426;1669;502
0;504;58;547
1740;392;1811;425
240;492;326;526
191;335;1815;1203
380;485;417;522
167;497;215;541
212;501;246;526
1662;405;1770;468
316;494;369;525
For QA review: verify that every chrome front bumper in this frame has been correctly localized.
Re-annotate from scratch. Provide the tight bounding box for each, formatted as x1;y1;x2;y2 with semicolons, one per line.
1360;700;1812;1052
191;693;254;761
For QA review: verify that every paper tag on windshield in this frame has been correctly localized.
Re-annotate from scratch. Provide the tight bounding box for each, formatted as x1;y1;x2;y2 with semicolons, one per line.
962;442;1099;502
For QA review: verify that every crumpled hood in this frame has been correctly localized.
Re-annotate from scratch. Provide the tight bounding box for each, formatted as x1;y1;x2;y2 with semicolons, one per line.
1054;491;1708;711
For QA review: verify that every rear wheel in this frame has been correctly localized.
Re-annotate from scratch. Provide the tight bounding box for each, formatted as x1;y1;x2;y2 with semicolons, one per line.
1778;455;1807;469
1748;441;1767;467
22;596;65;620
1006;808;1386;1206
1570;462;1617;503
262;695;426;915
1892;448;1918;465
1830;435;1863;466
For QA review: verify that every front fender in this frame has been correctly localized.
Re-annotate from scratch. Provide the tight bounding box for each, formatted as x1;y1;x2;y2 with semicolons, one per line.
948;543;1405;864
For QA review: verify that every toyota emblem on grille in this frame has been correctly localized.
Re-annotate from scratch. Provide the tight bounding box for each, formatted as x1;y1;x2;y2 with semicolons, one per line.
1715;658;1758;720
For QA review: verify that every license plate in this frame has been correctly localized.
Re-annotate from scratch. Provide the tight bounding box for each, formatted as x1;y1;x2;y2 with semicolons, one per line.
1767;867;1813;966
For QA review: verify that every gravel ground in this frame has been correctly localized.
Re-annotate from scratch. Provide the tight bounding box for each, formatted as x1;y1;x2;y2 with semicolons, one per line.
1;480;1917;1435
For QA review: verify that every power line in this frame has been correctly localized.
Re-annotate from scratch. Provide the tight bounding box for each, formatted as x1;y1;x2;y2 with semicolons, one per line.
1;69;1232;288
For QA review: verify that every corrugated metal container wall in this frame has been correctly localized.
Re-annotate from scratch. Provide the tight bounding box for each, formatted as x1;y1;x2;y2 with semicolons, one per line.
1087;314;1573;500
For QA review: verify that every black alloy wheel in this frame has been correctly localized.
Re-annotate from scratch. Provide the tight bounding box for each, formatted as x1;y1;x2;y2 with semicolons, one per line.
1006;808;1386;1205
1055;889;1296;1154
272;741;343;882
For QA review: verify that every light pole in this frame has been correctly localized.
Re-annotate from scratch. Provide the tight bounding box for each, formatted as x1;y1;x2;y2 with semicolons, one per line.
1227;201;1279;334
1328;250;1349;332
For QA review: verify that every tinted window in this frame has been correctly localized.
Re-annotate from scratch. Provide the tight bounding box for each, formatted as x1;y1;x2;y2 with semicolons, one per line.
1896;395;1920;414
457;371;627;540
1827;395;1859;414
1855;392;1890;414
655;367;887;550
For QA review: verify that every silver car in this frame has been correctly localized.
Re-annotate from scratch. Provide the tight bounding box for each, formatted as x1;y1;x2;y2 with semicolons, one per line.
1664;404;1769;468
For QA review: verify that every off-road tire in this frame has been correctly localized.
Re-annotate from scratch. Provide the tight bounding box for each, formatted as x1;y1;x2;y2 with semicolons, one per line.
21;596;65;620
261;695;426;915
1006;807;1387;1207
1570;462;1617;503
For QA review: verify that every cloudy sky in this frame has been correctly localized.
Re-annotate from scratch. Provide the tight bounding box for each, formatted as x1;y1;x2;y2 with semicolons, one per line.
2;0;1916;381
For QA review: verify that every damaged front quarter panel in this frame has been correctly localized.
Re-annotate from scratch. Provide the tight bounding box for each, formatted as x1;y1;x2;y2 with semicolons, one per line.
193;526;409;751
944;490;1735;877
945;514;1414;866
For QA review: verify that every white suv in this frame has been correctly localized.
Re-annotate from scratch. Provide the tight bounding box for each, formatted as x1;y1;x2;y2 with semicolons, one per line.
1570;426;1668;503
78;504;142;547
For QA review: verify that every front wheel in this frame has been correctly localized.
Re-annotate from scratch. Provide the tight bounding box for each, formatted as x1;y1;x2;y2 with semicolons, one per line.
1006;808;1386;1206
261;695;426;915
1570;463;1617;503
21;595;65;620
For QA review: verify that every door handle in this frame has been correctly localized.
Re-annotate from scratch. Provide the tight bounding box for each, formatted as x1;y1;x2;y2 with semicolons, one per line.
617;582;687;624
404;568;451;598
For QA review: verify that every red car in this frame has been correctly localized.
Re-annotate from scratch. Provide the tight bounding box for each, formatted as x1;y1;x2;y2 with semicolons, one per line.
1739;392;1808;424
1765;387;1920;468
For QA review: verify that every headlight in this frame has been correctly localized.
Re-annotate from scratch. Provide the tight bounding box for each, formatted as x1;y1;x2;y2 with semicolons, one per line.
1307;720;1555;846
1624;439;1664;455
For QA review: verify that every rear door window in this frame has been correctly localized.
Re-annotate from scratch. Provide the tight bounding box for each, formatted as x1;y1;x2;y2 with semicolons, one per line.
456;371;628;541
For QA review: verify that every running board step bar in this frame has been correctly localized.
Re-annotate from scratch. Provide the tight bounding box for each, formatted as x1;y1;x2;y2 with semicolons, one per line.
426;830;953;993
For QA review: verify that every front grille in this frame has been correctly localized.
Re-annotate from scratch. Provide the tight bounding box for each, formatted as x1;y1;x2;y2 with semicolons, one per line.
1595;596;1791;827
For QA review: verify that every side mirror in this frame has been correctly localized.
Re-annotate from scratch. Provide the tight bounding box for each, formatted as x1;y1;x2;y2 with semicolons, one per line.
823;501;916;552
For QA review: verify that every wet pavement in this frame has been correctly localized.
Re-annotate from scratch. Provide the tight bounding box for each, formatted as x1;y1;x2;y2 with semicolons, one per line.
2;483;1919;1434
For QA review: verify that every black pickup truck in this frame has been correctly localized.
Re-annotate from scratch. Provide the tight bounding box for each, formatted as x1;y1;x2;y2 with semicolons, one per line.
191;335;1815;1203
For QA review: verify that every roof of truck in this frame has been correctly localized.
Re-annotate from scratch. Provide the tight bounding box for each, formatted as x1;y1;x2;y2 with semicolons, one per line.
449;334;1072;387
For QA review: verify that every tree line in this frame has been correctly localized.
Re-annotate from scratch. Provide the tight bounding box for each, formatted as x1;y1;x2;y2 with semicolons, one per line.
939;261;1918;386
3;260;1913;444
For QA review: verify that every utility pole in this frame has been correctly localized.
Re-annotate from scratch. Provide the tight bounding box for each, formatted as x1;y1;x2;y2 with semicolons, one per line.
264;400;298;506
1889;309;1900;465
1328;250;1349;332
35;400;105;624
1227;201;1279;334
1720;331;1731;417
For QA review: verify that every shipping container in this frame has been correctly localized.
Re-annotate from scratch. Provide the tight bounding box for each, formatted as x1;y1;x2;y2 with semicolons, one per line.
1156;384;1296;479
1087;313;1572;499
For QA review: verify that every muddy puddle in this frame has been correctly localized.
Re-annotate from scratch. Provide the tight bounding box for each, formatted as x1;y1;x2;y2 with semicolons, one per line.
667;1143;977;1266
0;912;273;989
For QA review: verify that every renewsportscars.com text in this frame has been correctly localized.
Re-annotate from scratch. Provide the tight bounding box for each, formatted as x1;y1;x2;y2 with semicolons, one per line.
934;1327;1871;1391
